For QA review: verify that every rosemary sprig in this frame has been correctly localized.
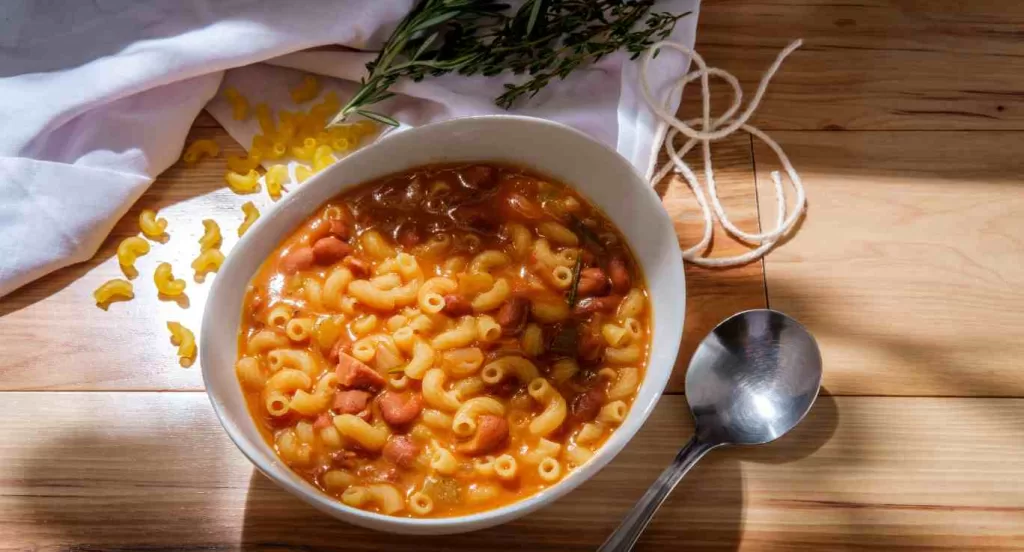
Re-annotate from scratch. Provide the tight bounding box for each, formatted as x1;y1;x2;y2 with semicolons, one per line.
570;214;605;252
566;248;584;308
329;0;689;127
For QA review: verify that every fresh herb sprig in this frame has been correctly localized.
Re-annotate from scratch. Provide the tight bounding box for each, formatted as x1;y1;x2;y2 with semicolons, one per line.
566;249;584;308
329;0;689;127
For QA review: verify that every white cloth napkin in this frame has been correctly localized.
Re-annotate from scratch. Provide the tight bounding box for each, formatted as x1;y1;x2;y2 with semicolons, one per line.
0;0;699;298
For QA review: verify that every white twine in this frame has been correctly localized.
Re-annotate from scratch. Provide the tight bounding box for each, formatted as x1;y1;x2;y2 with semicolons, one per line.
640;39;807;268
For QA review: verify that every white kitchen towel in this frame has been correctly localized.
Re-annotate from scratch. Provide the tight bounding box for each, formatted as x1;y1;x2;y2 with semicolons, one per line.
0;0;699;298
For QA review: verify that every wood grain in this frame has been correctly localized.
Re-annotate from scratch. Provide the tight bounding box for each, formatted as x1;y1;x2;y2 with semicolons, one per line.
0;127;764;394
658;134;766;392
684;1;1024;130
0;392;1021;551
2;1;1024;549
754;131;1024;397
0;126;259;391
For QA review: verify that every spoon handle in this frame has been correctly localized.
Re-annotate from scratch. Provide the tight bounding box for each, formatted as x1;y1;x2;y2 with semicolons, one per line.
598;436;713;552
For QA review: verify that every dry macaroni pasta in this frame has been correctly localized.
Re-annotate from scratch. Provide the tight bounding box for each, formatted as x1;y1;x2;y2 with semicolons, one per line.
183;139;219;165
154;262;186;296
166;321;196;367
139;209;167;239
116;236;149;278
238;202;260;236
93;278;133;308
191;249;225;282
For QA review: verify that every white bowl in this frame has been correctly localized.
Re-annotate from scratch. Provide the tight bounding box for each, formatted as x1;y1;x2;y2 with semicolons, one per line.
201;115;685;535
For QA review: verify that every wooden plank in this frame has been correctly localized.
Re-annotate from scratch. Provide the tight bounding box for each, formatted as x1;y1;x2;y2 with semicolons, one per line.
0;392;1021;550
0;126;250;391
0;128;764;394
685;1;1024;130
193;110;222;128
659;134;766;393
754;131;1024;397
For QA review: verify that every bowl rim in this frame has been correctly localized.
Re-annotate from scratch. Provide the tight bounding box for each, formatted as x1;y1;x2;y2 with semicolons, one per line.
200;114;686;530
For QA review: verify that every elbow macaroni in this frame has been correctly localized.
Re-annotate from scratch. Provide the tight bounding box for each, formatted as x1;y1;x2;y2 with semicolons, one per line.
166;322;196;367
290;75;320;103
199;219;222;251
238;201;260;236
183;139;219;165
232;163;652;518
607;367;640;400
139;209;168;239
421;369;462;412
191;249;225;282
223;87;250;121
453;397;505;438
116;236;149;278
265;164;289;200
333;414;388;451
225;169;260;194
471;278;509;313
154;262;186;296
527;378;567;437
480;356;540;385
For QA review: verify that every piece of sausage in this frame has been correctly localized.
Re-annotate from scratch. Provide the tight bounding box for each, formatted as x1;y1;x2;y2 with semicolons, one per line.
382;435;419;469
442;293;472;317
333;389;373;414
456;415;509;456
576;267;610;297
327;340;344;365
569;387;605;425
379;391;424;427
495;297;529;336
336;352;386;391
607;254;631;294
573;294;623;316
312;236;353;265
313;412;334;430
280;247;314;274
342;256;371;278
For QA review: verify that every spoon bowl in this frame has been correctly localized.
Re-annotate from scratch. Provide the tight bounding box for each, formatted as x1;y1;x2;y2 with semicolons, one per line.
600;309;822;551
688;309;822;446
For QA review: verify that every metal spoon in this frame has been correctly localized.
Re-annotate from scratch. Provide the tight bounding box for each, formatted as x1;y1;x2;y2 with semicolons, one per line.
599;309;823;552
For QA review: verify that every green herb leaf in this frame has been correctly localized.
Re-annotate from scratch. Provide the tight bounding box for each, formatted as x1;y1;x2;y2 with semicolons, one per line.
328;0;689;126
355;109;400;127
566;248;583;308
570;214;604;252
525;0;543;37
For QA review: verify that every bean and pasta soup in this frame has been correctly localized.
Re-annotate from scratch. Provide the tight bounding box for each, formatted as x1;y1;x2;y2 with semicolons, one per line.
236;163;649;517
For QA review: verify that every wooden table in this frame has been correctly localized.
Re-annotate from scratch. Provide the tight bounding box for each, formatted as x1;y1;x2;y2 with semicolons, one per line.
2;2;1023;550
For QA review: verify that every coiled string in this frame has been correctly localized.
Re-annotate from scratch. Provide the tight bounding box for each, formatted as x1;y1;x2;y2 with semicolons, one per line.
640;39;807;268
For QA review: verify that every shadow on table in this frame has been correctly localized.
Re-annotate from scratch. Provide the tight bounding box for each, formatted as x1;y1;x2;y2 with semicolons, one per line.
239;461;745;552
15;429;238;549
768;277;1024;402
